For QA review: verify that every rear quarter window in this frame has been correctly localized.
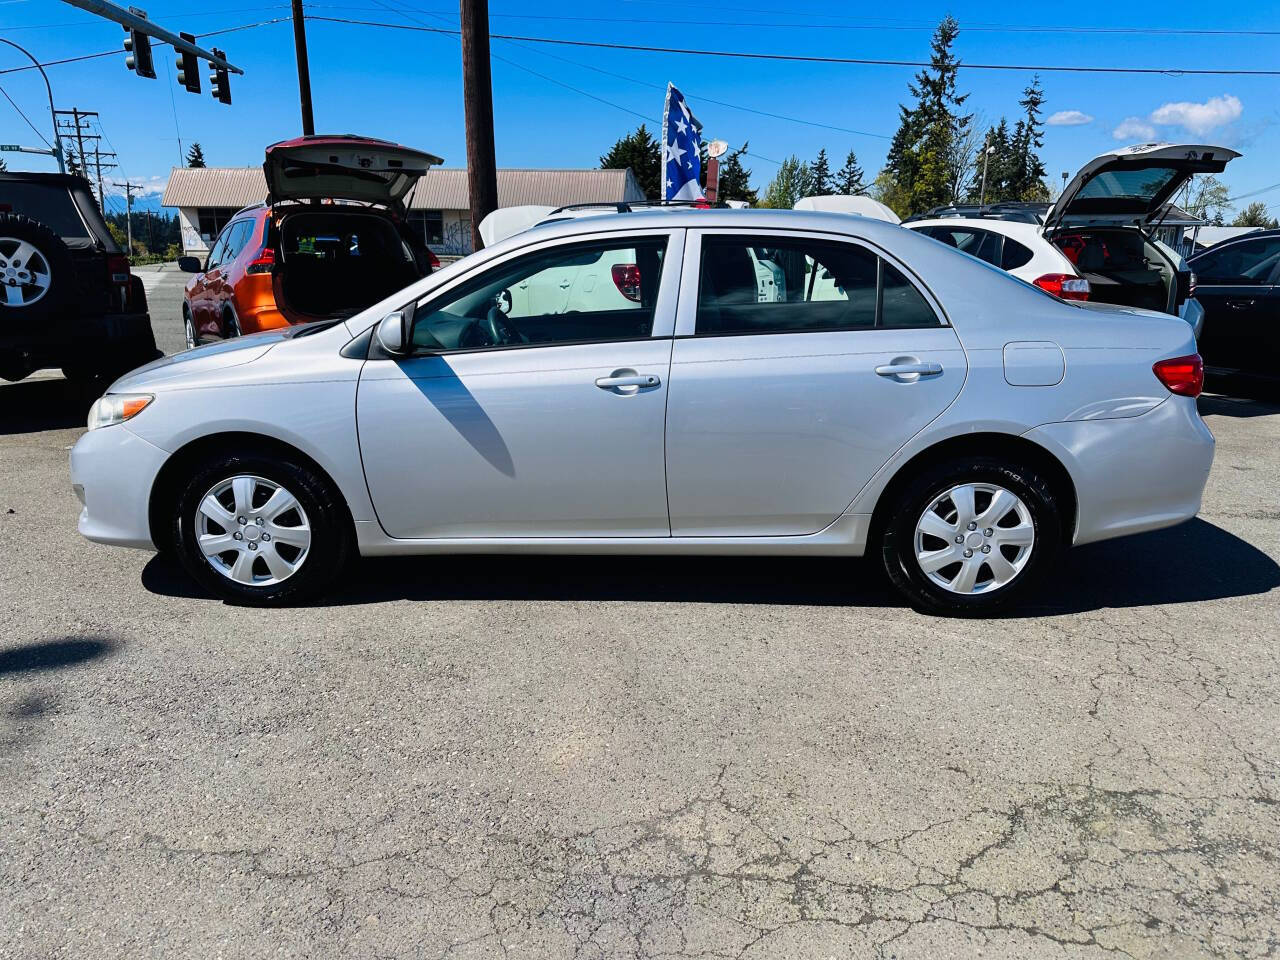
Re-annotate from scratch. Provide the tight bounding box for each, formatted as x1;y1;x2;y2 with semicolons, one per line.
1001;238;1034;270
0;182;91;239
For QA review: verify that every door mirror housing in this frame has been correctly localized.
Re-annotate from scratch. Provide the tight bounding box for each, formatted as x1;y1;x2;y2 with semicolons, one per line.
375;310;410;356
177;256;203;273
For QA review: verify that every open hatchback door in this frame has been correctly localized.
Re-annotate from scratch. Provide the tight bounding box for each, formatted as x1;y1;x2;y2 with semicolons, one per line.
1044;142;1240;233
263;135;443;215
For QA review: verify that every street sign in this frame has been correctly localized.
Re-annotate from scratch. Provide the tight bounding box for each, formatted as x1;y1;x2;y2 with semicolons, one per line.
1;144;58;156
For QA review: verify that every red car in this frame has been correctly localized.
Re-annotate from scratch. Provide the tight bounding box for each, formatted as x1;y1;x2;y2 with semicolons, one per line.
179;135;442;346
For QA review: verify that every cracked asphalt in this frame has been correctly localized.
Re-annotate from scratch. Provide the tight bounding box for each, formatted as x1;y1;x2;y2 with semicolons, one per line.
2;285;1278;958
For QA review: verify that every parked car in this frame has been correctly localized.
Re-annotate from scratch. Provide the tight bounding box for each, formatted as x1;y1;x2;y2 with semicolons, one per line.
0;171;157;382
904;144;1239;337
178;135;442;348
72;208;1212;616
1188;228;1280;377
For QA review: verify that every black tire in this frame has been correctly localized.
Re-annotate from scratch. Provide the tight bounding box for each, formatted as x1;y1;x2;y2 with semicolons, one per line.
170;451;353;606
0;213;75;321
880;456;1063;617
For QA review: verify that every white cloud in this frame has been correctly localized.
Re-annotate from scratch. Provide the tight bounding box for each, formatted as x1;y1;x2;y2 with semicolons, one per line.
1149;94;1242;136
1113;117;1157;141
1047;110;1094;127
102;174;166;199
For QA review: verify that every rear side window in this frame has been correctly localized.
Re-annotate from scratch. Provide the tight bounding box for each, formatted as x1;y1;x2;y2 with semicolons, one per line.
1193;238;1280;285
0;182;90;239
695;236;940;335
1001;238;1034;270
924;227;1001;266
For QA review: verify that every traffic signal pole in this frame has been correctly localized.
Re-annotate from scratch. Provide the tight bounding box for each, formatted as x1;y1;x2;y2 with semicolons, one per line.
0;38;64;172
459;0;497;251
289;0;315;135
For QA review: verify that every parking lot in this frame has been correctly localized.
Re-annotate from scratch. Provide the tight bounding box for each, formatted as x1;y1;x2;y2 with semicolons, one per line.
2;268;1278;959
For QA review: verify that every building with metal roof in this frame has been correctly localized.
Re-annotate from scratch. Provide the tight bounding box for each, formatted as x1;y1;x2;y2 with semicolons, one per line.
161;166;646;256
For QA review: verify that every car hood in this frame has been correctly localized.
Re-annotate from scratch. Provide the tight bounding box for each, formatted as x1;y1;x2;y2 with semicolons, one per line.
263;134;443;214
107;329;290;392
1044;142;1239;232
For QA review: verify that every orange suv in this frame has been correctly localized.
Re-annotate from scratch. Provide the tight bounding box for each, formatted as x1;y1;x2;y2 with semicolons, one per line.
178;135;442;346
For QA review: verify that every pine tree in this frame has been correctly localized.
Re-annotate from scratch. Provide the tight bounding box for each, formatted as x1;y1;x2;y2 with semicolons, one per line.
1010;76;1048;200
716;143;758;205
63;145;82;176
882;16;972;215
835;150;865;195
808;149;832;195
186;142;207;168
760;155;809;209
969;118;1014;202
1232;202;1280;228
0;156;6;172
600;124;662;200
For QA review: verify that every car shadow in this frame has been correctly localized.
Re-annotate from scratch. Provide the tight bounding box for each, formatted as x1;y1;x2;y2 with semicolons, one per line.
140;518;1278;616
0;636;116;675
1204;374;1280;407
0;377;107;434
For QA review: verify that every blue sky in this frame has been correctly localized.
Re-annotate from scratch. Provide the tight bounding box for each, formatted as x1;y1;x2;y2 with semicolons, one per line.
2;0;1277;215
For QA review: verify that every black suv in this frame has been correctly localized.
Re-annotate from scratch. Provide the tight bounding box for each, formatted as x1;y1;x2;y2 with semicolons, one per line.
0;171;158;382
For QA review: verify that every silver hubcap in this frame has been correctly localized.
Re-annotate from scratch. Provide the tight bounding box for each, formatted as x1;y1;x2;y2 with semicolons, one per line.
0;238;52;307
914;482;1035;595
184;313;196;350
196;475;311;586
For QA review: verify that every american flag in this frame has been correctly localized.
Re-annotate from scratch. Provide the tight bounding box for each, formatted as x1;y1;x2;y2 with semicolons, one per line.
662;84;704;201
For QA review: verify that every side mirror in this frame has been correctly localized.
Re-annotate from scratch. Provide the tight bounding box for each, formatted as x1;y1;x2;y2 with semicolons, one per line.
177;256;202;273
375;310;409;356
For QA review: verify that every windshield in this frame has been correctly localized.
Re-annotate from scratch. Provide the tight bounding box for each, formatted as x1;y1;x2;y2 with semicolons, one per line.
1077;168;1180;202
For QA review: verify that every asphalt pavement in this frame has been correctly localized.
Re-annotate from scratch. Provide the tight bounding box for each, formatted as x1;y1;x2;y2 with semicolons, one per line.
1;271;1277;959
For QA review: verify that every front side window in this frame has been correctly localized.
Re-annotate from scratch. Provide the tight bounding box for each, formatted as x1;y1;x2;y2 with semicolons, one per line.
695;236;940;335
412;237;667;351
1194;238;1280;285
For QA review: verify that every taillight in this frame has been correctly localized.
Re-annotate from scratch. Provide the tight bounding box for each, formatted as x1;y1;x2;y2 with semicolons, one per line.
611;263;642;302
106;253;130;309
1033;273;1090;301
246;247;275;275
1153;353;1204;398
425;248;441;271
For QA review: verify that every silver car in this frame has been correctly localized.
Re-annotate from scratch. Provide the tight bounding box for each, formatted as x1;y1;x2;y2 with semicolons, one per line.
70;208;1214;615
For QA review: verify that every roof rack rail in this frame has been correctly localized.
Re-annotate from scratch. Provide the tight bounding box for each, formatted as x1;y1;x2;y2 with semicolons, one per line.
545;199;729;216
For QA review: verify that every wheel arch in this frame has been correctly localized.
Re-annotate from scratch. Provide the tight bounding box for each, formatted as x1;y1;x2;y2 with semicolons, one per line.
867;431;1078;548
148;431;357;550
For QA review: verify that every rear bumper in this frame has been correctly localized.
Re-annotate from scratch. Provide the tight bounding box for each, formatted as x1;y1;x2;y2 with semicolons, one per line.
69;424;168;550
0;311;155;363
1178;297;1204;339
1024;396;1214;546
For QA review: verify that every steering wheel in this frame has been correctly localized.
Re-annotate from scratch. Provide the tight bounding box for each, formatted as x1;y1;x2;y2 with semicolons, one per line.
482;301;526;346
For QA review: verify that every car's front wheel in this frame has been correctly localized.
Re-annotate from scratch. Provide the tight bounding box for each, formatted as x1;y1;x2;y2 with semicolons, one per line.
171;451;353;605
880;456;1063;616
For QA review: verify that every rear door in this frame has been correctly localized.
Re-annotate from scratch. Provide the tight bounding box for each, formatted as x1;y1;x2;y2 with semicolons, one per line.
1192;236;1280;370
664;230;966;536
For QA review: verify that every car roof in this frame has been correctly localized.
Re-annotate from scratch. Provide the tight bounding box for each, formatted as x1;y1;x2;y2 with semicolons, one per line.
905;217;1048;242
1188;227;1280;260
0;171;96;190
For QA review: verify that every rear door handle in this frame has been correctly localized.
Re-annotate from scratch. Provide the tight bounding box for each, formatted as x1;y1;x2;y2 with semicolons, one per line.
875;361;943;379
596;374;661;389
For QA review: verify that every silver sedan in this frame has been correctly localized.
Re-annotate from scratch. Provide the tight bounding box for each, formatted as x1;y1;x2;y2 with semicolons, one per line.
70;208;1214;615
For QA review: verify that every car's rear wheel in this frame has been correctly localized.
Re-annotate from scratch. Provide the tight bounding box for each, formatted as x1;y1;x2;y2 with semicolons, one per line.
880;456;1062;616
183;306;198;349
171;451;353;605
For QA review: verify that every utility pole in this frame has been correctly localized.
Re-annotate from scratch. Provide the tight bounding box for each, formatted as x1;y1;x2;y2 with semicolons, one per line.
55;109;114;211
289;0;315;135
121;181;142;254
91;143;119;213
978;134;995;206
459;0;498;251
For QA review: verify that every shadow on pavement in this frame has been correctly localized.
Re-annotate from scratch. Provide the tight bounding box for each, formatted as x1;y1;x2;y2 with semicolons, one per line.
141;518;1278;616
0;377;105;434
0;637;116;675
1199;392;1280;420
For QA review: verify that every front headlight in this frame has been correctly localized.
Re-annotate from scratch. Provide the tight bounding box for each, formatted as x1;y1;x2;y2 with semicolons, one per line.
87;393;154;431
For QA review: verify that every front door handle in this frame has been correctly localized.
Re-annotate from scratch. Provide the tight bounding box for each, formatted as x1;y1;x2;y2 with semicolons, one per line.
875;360;943;380
596;373;660;389
1226;299;1255;309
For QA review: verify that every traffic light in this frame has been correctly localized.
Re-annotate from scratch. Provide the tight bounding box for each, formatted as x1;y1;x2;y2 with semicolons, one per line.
175;31;200;94
122;23;156;79
208;47;231;105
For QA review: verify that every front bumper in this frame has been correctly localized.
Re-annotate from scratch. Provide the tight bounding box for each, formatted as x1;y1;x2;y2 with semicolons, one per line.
70;424;169;550
1024;395;1214;546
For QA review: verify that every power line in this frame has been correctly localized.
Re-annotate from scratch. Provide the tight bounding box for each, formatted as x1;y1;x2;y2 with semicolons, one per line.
0;81;53;147
304;15;1280;77
1227;181;1280;203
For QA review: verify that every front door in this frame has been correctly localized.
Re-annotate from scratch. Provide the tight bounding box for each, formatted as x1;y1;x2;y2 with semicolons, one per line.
356;231;681;539
665;231;967;536
1193;236;1280;370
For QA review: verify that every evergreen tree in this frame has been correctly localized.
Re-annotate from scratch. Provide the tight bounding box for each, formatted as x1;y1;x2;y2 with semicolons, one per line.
882;16;971;215
600;124;662;200
186;142;207;168
835;150;865;195
969;118;1014;202
0;157;7;172
716;143;758;205
63;145;82;176
808;148;832;195
1009;76;1048;200
1232;202;1280;228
